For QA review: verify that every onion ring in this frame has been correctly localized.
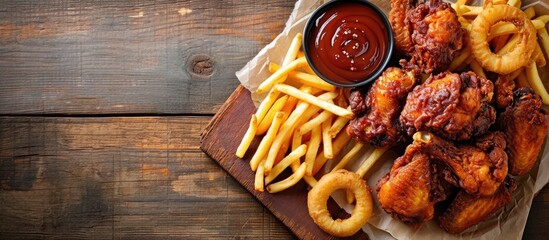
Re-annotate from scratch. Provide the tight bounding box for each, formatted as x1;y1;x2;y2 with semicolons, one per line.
470;5;536;74
307;169;373;237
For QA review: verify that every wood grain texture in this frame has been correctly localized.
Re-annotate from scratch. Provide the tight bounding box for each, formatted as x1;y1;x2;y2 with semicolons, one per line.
0;116;295;239
0;0;294;115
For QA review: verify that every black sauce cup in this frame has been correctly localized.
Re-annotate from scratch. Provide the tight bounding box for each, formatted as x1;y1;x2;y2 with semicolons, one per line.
302;0;394;88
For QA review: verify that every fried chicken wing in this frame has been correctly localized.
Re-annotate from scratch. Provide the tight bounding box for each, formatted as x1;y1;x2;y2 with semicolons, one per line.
347;67;418;148
494;75;516;110
377;142;448;226
400;71;496;141
400;0;466;74
497;88;548;176
413;131;508;196
439;177;517;234
389;0;415;55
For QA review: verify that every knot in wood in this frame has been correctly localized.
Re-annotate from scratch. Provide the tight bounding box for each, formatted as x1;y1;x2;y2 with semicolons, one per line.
188;54;214;77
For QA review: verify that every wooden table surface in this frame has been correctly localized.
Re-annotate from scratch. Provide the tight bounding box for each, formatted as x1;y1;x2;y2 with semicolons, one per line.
0;0;547;239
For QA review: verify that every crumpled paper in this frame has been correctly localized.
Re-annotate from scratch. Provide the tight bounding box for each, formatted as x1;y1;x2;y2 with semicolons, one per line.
235;0;549;239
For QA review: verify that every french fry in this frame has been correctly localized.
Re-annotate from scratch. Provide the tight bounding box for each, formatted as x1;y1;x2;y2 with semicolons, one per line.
312;131;352;176
516;69;531;88
524;6;535;19
508;0;521;8
269;63;336;92
470;59;487;78
449;47;471;71
321;116;334;159
254;90;280;124
273;84;354;119
331;142;365;172
256;95;288;135
236;115;258;158
534;43;546;68
255;161;265;192
305;126;322;176
346;147;389;204
291;128;302;152
525;62;549;105
263;92;336;175
329;114;350;138
265;144;307;185
256;57;308;94
250;112;285;171
298;109;334;135
539;28;549;62
282;33;303;66
488;20;546;40
267;162;307;193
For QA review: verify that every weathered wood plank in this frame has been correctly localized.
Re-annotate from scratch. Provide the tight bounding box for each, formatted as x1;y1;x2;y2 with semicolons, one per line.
0;0;295;115
0;116;295;239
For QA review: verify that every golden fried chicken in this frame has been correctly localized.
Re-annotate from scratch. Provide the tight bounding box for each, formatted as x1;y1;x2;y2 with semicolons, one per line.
400;71;496;141
389;0;415;55
400;0;466;74
439;177;517;234
494;75;516;110
347;67;418;148
377;139;451;226
497;88;548;176
413;131;508;196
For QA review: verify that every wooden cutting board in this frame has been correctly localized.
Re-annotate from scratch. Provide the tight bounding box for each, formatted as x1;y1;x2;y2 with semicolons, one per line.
200;85;369;240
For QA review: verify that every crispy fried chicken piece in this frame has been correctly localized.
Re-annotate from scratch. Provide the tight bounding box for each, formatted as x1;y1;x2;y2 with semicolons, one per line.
377;141;449;226
389;0;415;55
400;0;466;74
400;71;496;141
347;67;418;148
439;177;517;234
494;75;516;110
497;88;548;176
413;131;508;196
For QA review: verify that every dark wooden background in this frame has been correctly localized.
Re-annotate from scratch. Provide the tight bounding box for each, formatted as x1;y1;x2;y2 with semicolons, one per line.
0;0;546;239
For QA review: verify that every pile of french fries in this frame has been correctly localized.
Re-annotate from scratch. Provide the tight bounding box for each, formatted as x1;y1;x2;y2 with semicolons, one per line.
450;0;549;104
235;33;384;194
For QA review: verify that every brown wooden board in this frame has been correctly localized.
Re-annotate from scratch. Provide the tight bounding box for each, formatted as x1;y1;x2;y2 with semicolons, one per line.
200;85;369;240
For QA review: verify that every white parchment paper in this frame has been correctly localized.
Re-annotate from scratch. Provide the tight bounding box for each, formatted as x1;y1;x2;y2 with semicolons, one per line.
236;0;549;239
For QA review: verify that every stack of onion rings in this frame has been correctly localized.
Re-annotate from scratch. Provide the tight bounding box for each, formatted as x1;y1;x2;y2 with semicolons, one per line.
307;169;373;237
470;4;536;74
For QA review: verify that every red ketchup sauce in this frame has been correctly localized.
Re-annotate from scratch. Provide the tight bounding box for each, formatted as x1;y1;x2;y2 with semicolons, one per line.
307;2;389;85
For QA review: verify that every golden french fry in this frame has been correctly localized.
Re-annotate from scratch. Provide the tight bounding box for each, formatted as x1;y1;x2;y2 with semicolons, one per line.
470;59;487;78
269;63;336;92
255;161;265;192
331;142;365;172
508;0;521;8
312;131;352;176
236;115;258;158
267;162;307;193
539;28;549;62
356;147;389;177
516;69;531;88
329;114;350;138
296;50;305;59
321;116;334;159
305;126;322;176
496;34;520;55
524;7;535;19
282;33;303;66
263;92;336;175
256;57;307;94
492;35;512;53
273;84;354;119
525;62;549;105
534;15;549;24
298;109;334;135
256;96;288;135
254;90;280;124
488;20;545;40
265;144;307;184
534;43;546;68
250;112;285;171
291;128;303;152
449;47;471;71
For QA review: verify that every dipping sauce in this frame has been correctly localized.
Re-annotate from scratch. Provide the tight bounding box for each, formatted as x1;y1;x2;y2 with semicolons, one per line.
304;1;390;86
